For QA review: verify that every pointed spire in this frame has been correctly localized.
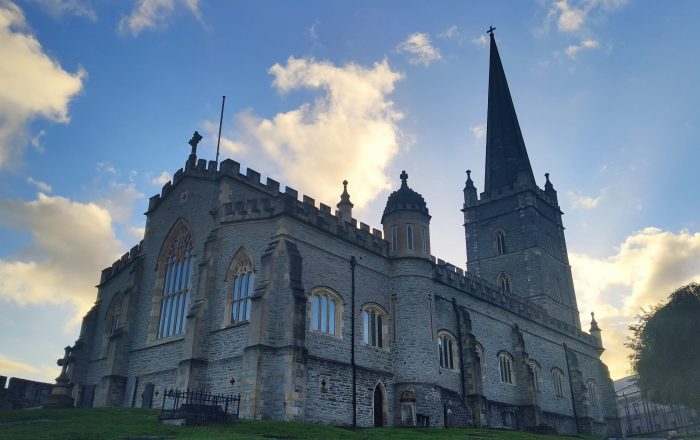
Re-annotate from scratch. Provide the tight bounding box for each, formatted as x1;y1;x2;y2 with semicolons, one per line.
484;29;536;195
590;312;601;332
464;170;478;208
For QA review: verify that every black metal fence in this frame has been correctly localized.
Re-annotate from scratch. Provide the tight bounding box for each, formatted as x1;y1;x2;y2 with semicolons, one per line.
160;388;240;424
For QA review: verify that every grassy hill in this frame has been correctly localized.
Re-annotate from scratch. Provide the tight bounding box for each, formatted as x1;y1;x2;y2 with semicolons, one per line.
0;407;601;440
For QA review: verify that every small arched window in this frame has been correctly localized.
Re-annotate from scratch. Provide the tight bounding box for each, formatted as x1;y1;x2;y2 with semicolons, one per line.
495;230;506;255
497;272;511;294
587;380;598;406
362;304;388;349
499;352;515;384
529;360;542;391
227;250;254;325
552;368;566;397
310;288;342;337
407;224;414;250
438;331;458;370
156;222;193;339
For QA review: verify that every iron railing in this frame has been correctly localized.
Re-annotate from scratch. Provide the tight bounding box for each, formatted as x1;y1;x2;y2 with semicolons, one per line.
160;388;240;424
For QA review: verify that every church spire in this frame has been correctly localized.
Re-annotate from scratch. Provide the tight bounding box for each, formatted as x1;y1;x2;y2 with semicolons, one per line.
484;28;536;195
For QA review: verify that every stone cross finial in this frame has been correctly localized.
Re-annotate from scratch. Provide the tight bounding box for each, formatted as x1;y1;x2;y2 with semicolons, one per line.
56;345;75;384
188;131;203;155
343;180;348;190
400;170;408;186
545;172;550;182
487;25;496;36
466;170;472;179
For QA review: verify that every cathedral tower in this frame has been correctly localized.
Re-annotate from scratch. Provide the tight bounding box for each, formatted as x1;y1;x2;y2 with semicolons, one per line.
463;31;581;328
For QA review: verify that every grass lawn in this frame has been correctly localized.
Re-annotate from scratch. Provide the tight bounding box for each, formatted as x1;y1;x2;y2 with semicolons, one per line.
0;407;603;440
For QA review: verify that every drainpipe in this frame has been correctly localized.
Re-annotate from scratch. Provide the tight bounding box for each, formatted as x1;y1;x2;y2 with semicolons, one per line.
563;343;580;434
350;256;357;428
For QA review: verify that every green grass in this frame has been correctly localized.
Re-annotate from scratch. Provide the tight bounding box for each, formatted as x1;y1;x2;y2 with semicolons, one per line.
0;407;598;440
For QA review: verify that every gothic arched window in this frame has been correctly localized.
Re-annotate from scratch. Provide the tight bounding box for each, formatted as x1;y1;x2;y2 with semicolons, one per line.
552;368;566;397
497;272;512;294
156;222;193;339
362;304;388;349
227;249;254;325
310;288;342;336
495;230;506;255
438;331;458;370
499;351;515;384
587;380;599;406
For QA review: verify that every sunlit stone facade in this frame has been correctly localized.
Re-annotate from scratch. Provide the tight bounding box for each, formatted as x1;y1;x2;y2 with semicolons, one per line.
64;33;620;436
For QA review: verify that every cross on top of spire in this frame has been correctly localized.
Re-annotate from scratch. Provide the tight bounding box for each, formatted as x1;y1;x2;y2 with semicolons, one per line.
487;25;496;36
400;170;408;186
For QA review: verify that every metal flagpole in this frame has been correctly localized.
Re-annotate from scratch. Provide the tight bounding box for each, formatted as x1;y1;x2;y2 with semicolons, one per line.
210;96;226;216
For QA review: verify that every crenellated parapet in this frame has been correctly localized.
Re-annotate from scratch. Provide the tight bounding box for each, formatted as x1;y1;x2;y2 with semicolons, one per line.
99;241;143;285
146;154;389;256
433;260;597;346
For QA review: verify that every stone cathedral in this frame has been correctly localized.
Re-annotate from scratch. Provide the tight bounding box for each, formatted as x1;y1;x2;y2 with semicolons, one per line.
62;32;620;435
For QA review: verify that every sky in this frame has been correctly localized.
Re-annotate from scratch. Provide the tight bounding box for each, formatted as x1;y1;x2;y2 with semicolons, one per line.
1;0;699;383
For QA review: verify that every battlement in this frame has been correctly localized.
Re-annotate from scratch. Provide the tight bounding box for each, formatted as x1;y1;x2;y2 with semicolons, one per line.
433;260;596;346
474;182;560;211
99;241;143;285
146;154;388;256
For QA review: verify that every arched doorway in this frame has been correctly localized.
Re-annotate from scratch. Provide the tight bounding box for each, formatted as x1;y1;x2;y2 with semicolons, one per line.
373;383;385;427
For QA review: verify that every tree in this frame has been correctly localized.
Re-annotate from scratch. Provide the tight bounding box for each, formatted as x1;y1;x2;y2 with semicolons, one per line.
627;282;700;410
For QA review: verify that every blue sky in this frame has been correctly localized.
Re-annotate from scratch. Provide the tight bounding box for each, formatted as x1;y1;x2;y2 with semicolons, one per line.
1;0;699;381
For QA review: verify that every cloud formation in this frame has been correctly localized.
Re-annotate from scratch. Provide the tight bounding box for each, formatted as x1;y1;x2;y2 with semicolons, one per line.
27;176;53;193
542;0;628;34
471;125;486;140
566;186;606;209
151;170;171;186
396;32;441;66
565;39;600;58
0;0;85;168
0;193;123;317
224;57;403;210
36;0;96;20
570;227;700;378
118;0;202;36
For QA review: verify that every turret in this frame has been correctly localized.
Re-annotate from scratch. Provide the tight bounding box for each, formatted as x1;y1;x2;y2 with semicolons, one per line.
463;170;478;208
381;171;431;258
544;173;559;206
336;180;353;223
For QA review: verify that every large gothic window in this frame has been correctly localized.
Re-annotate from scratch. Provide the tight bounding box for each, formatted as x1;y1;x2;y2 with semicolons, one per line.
363;304;388;349
552;368;566;397
495;230;506;255
310;288;342;336
227;249;254;325
438;331;458;370
497;272;512;294
156;223;193;339
499;352;515;384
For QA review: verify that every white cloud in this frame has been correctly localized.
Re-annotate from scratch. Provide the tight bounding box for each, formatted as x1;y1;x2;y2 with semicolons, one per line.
151;170;171;186
228;56;403;209
471;35;488;46
0;1;85;168
36;0;96;20
396;32;442;66
571;228;700;378
541;0;628;35
565;39;600;58
96;181;144;223
471;125;486;140
438;25;459;40
0;193;123;318
118;0;202;36
27;176;53;193
566;186;606;209
128;226;145;241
